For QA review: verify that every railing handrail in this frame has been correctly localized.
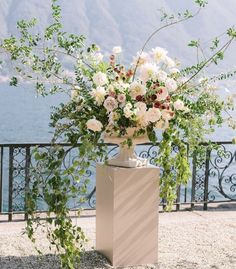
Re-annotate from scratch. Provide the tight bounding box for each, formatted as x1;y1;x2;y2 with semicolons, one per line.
0;141;234;147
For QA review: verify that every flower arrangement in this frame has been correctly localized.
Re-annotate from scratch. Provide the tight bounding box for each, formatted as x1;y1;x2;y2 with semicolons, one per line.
79;46;188;137
0;0;236;268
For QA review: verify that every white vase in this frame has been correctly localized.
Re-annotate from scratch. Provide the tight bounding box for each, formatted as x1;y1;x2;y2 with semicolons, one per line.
104;128;150;168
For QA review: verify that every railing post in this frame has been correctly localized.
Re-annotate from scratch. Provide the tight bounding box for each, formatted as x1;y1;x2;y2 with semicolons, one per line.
203;149;211;210
0;146;3;213
24;146;31;221
176;186;181;211
8;146;14;221
191;152;197;210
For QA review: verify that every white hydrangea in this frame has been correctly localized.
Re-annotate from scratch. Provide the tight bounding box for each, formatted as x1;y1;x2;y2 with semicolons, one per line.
165;78;178;92
86;119;103;132
129;81;146;99
151;47;168;63
146;108;161;123
104;96;118;112
92;71;108;86
91;86;106;105
112;46;122;54
139;63;159;82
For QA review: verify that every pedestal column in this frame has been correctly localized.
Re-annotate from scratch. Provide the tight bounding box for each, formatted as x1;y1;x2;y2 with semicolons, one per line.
96;164;159;267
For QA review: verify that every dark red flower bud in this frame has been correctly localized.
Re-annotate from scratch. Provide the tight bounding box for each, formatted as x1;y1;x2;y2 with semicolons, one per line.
151;94;157;101
154;101;161;108
110;54;115;61
161;104;166;109
166;96;171;102
136;95;143;101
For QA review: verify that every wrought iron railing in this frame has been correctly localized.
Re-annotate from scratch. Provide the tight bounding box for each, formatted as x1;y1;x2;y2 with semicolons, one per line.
0;142;235;221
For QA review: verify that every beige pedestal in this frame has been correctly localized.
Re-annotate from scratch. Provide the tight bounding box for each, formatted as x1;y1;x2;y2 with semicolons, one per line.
96;164;159;267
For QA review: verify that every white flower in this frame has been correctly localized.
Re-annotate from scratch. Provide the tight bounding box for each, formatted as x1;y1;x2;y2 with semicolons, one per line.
135;102;147;115
91;86;106;105
132;51;150;66
108;111;119;124
92;71;108;86
136;113;149;127
151;47;168;63
156;87;169;101
112;46;122;54
124;103;133;118
156;70;168;82
173;100;185;110
129;81;146;99
146;108;161;123
86;119;103;132
163;56;176;68
162;110;174;121
104;96;118;112
117;93;126;103
139;63;159;82
165;78;178;92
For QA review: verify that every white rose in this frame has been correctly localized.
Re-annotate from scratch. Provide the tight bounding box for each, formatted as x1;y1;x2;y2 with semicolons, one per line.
86;119;103;132
156;87;169;101
104;96;118;112
146;108;161;123
137;113;149;127
135;102;147;115
91;86;106;105
165;78;177;92
129;81;146;99
139;63;159;82
92;71;108;86
156;70;168;82
173;100;185;110
112;46;122;54
151;47;168;63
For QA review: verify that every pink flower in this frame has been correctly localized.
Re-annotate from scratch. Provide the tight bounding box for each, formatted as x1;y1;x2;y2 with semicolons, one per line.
117;93;126;103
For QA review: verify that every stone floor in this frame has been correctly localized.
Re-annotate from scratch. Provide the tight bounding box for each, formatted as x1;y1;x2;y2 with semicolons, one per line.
0;203;236;269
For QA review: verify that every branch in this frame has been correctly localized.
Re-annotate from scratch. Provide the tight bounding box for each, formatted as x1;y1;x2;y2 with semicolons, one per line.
132;7;202;80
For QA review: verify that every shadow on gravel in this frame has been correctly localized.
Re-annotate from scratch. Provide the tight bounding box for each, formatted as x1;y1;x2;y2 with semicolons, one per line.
0;250;111;269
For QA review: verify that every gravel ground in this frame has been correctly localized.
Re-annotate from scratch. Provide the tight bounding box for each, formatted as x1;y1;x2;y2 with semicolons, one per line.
0;204;236;269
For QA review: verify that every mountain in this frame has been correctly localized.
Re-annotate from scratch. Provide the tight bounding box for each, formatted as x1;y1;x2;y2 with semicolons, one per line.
0;0;236;71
